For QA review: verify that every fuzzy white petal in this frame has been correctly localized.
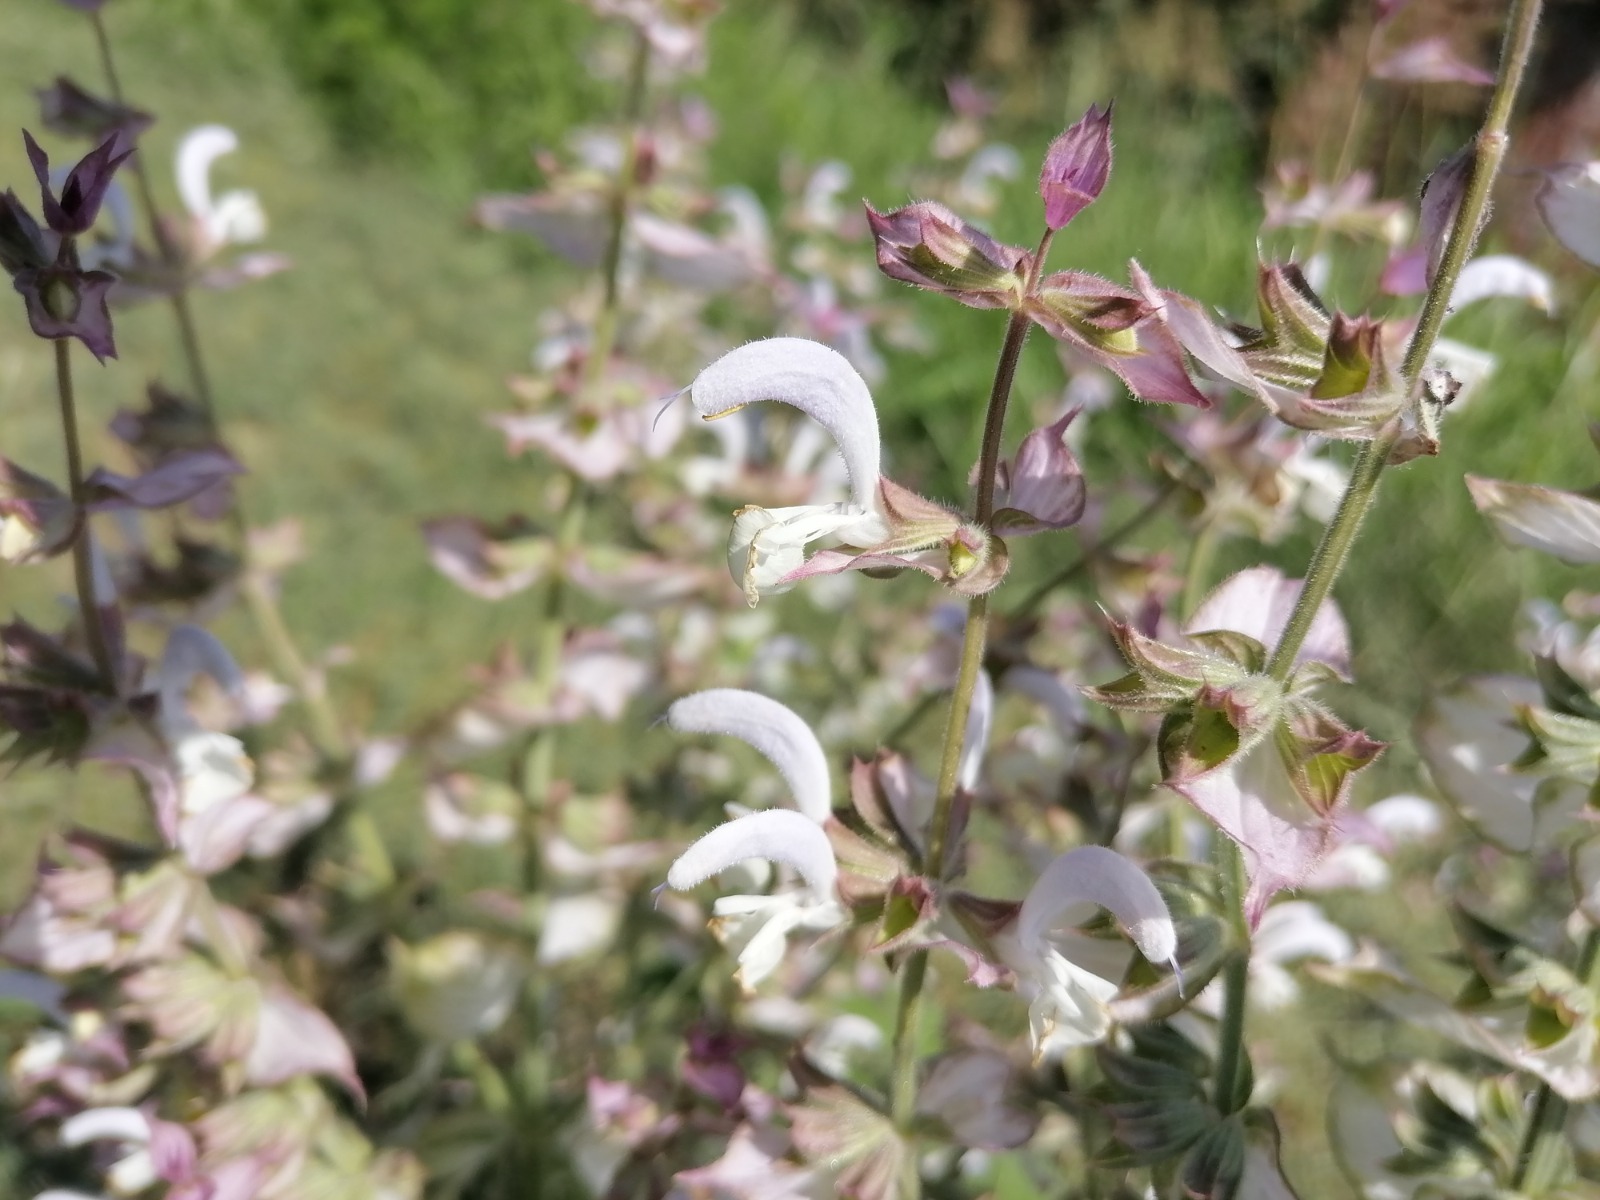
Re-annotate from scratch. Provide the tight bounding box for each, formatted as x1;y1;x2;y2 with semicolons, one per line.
1018;845;1176;966
691;338;881;510
175;125;239;222
667;810;837;901
667;689;832;823
59;1106;151;1146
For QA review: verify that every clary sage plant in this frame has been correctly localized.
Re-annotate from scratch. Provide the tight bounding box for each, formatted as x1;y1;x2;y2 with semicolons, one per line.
3;1;1600;1198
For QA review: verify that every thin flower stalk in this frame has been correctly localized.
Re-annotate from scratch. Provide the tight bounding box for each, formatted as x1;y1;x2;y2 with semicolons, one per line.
1210;0;1546;1117
1263;0;1542;684
54;336;115;688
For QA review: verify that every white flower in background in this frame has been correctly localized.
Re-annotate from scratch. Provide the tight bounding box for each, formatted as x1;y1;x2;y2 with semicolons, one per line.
662;689;846;989
154;626;255;837
176;125;267;256
1002;845;1177;1060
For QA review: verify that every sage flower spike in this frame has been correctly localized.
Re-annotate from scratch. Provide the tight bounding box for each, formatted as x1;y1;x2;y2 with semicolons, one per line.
667;688;832;823
1008;845;1176;1060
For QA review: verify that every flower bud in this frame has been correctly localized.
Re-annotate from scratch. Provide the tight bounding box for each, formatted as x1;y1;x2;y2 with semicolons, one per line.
1039;102;1114;230
865;200;1031;309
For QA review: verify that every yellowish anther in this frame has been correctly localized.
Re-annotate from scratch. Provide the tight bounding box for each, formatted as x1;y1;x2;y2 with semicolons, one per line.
700;402;749;421
947;537;982;578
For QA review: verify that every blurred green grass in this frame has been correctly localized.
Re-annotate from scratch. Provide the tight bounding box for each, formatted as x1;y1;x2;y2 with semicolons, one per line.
0;3;1596;1195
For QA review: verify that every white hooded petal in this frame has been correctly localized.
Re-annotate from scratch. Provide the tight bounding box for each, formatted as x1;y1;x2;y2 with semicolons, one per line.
176;125;238;222
667;689;832;823
1017;845;1176;968
1026;948;1121;1057
667;810;838;901
59;1106;151;1146
691;338;882;511
957;669;994;792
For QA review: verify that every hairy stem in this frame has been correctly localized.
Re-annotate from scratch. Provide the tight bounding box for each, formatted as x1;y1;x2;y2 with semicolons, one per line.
1263;0;1544;682
54;339;115;688
1222;0;1546;1126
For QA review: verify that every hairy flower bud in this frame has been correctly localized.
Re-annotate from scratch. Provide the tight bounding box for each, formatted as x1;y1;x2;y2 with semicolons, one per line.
1039;102;1113;230
865;200;1031;309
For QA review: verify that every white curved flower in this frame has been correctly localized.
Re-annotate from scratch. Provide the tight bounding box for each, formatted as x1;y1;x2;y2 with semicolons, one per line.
691;339;891;604
176;125;267;255
667;688;832;823
665;809;845;991
1005;845;1177;1060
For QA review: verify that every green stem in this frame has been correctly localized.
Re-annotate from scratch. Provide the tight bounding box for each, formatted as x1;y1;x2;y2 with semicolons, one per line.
1262;0;1543;682
1210;838;1250;1113
54;338;116;689
1508;927;1599;1192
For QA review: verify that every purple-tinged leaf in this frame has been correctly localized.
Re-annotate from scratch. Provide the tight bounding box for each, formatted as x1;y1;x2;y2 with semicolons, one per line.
13;266;118;361
421;515;548;600
84;449;245;511
1417;144;1474;286
0;189;52;275
36;77;152;149
990;410;1086;534
245;984;364;1101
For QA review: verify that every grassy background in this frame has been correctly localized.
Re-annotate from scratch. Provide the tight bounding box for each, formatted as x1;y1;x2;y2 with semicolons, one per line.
0;1;1596;1195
